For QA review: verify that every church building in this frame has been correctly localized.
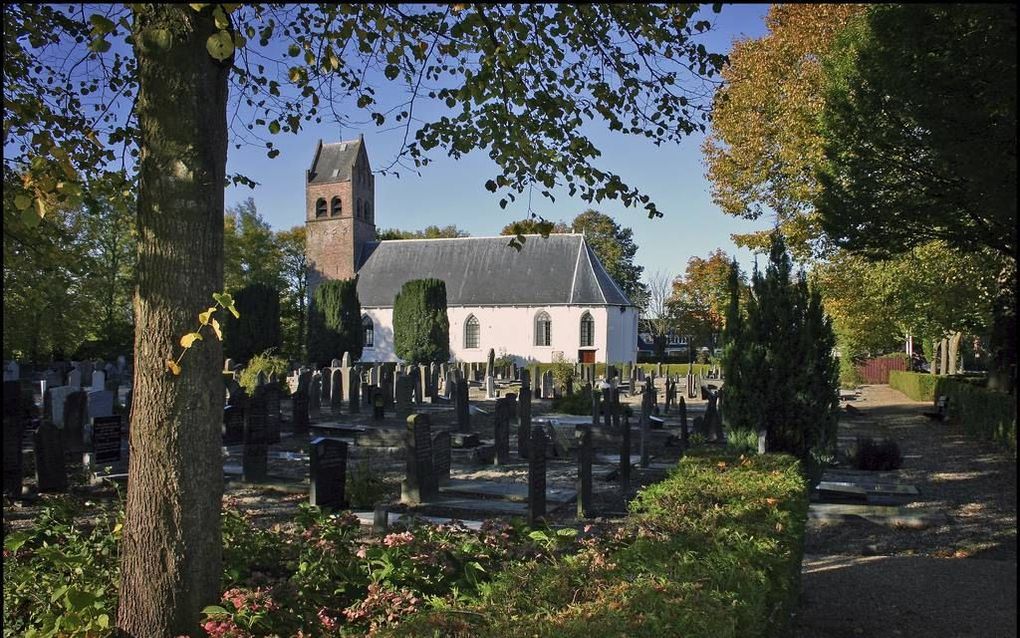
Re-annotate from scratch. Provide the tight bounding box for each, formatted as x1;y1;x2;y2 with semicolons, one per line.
304;137;639;365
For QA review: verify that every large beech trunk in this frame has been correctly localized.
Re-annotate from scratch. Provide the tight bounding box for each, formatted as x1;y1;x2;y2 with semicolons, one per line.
118;6;229;636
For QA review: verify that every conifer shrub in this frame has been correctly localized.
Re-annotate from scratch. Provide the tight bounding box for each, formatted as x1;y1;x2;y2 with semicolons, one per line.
392;278;449;365
307;278;362;367
222;282;281;364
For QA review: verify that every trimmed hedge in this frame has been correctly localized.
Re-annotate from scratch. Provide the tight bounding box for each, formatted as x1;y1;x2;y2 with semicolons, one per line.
888;370;940;401
890;371;1016;455
388;451;809;637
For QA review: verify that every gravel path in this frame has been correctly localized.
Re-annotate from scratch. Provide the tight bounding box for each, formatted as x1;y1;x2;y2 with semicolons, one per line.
792;384;1017;637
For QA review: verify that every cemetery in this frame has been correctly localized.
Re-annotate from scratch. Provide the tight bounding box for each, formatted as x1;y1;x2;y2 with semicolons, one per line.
3;3;1015;637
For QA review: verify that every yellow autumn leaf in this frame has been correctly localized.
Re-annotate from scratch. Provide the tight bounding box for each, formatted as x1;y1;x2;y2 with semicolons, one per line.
210;318;222;340
180;332;203;348
167;359;181;376
198;306;217;325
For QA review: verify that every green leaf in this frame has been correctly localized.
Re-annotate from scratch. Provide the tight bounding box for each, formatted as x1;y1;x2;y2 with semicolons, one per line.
189;4;209;11
212;292;234;308
202;605;230;616
89;37;112;53
268;120;281;134
212;6;229;29
556;528;578;538
288;44;301;57
227;304;240;319
89;14;116;34
384;64;400;80
206;30;234;61
198;306;217;325
21;207;40;227
3;531;31;552
14;194;32;210
50;585;69;604
527;530;549;542
97;614;110;629
267;149;280;159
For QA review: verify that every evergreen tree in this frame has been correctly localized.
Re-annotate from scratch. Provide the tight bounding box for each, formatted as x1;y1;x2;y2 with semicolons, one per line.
307;278;362;367
222;282;281;364
392;279;450;365
724;233;840;469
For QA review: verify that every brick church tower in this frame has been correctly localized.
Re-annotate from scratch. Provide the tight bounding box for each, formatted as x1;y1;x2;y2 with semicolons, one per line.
304;136;376;296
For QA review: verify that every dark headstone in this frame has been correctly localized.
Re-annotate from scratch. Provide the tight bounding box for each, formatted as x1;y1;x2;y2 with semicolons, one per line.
518;370;532;459
372;387;385;421
576;425;592;519
62;390;88;454
34;421;67;493
362;381;373;408
347;368;360;414
401;414;435;504
330;369;344;410
493;397;510;465
527;425;547;526
310;437;348;510
432;430;451;486
242;389;268;482
454;380;470;432
678;396;689;450
395;375;414;419
264;385;282;444
451;432;480;448
222;405;245;446
620;413;631;491
291;371;311;434
91;415;123;465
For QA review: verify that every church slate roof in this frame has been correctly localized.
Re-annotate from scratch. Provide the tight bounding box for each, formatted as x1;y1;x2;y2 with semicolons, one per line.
307;138;362;184
355;234;633;308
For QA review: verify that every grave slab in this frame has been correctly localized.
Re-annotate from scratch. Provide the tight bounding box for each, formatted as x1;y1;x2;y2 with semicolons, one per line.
594;453;644;466
422;496;529;516
352;511;485;531
438;479;576;504
808;503;946;529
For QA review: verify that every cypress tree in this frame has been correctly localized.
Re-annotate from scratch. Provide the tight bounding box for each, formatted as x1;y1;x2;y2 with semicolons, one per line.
724;233;840;470
222;282;281;364
392;278;450;365
306;278;362;367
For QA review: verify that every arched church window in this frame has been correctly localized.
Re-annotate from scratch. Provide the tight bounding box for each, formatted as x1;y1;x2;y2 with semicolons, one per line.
315;198;327;218
362;315;374;348
331;196;342;217
464;315;480;349
535;311;552;347
580;311;594;347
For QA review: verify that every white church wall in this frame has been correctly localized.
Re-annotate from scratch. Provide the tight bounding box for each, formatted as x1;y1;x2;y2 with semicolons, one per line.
358;305;636;364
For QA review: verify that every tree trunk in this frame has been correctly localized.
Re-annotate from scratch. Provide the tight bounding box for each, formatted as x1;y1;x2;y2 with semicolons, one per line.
938;337;949;376
929;339;938;376
947;332;962;376
118;6;229;636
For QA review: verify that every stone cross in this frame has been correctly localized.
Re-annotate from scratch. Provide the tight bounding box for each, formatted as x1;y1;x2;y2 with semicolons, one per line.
527;425;548;526
310;437;348;510
401;414;436;504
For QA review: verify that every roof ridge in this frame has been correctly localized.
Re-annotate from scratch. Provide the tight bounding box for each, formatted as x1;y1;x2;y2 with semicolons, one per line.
579;236;608;304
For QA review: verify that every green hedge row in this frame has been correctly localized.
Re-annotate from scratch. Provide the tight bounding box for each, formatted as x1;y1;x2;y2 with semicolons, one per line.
389;451;809;637
888;370;940;401
890;371;1016;455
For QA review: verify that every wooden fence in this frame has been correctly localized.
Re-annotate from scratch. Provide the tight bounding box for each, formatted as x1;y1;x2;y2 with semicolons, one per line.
856;356;907;384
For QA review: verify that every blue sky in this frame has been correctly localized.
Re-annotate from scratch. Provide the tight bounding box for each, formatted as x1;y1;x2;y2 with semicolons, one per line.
223;4;773;280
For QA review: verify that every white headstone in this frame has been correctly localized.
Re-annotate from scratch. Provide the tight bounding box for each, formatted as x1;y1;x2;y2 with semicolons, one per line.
49;386;75;428
3;360;18;381
91;370;106;392
68;367;82;388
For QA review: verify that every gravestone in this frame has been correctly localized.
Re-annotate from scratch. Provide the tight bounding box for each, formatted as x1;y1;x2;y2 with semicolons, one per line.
401;414;435;504
527;425;548;526
3;381;27;498
432;430;451;486
640;387;652;468
308;372;322;418
62;390;88;454
619;413;631;491
381;366;394;406
48;385;74;430
292;371;311;434
493;397;510;465
518;370;532;459
454;380;470;432
87;390;115;420
88;415;123;469
320;366;332;404
347;368;360;414
362;381;373;408
542;371;554;399
35;421;67;493
243;388;269;482
601;388;613;429
309;437;348;510
590;385;600;428
330;368;343;410
67;367;82;389
372;387;385;421
90;370;106;392
222;404;245;446
704;388;722;442
264;383;282;444
3;361;19;381
576;425;593;518
505;392;518;420
678;396;689;450
395;375;414;419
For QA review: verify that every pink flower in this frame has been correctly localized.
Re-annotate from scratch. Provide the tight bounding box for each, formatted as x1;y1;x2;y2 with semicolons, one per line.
382;531;414;547
356;546;368;559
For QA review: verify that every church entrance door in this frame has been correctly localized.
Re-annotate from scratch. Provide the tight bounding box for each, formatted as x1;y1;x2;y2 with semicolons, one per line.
578;350;596;364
